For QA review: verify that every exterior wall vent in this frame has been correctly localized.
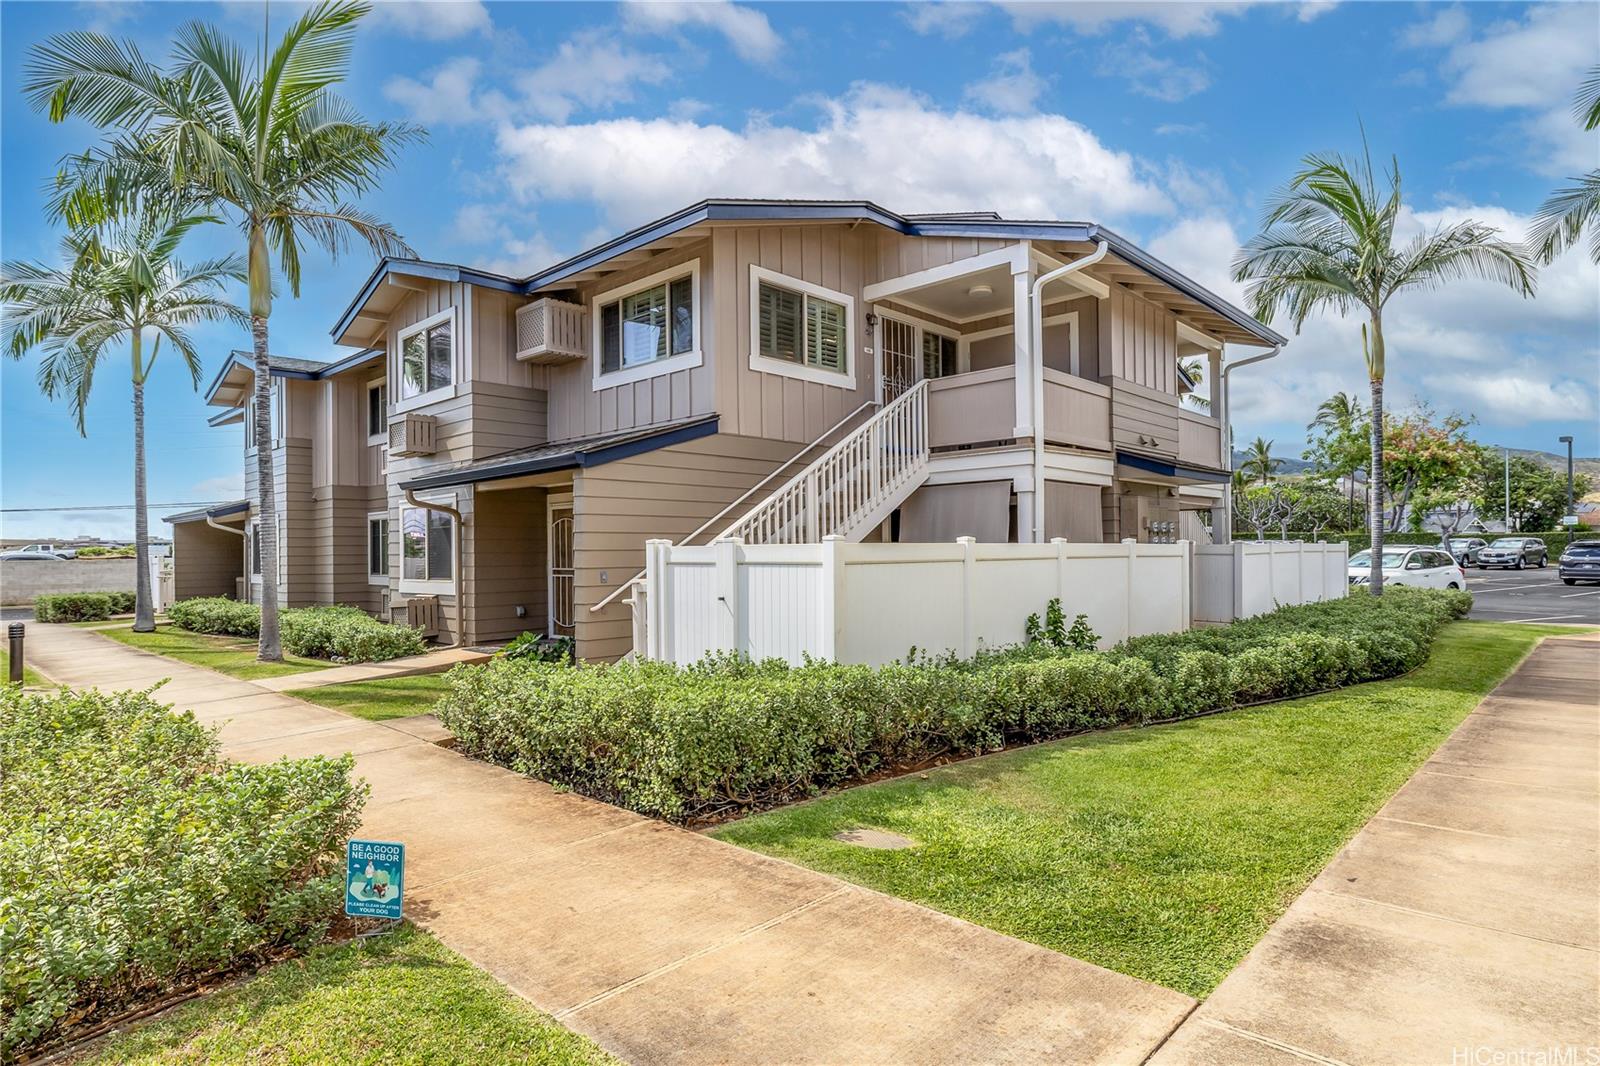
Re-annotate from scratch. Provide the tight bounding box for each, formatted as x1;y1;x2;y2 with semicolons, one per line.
388;412;438;457
515;298;588;364
404;594;440;636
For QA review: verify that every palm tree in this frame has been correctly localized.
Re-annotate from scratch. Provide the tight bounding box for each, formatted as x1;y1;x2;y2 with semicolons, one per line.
1308;390;1366;530
26;0;422;659
1530;65;1600;264
1241;436;1282;486
1233;143;1535;593
2;203;245;632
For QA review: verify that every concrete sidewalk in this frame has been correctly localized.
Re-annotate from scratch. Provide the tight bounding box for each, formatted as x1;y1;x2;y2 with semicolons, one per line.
1151;634;1600;1066
24;623;1194;1065
253;645;491;691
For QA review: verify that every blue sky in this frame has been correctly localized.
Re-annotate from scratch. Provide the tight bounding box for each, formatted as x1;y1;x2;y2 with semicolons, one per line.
2;0;1597;539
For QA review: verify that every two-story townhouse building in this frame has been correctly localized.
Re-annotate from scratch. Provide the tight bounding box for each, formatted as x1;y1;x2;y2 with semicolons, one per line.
167;199;1284;661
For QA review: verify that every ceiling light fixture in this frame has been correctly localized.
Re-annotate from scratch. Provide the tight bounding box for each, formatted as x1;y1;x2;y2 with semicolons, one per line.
967;283;993;298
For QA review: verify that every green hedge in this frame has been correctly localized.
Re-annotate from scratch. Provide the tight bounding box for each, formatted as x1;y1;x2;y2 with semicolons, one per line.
1252;531;1587;553
438;587;1471;821
0;686;365;1056
166;599;427;663
34;592;137;623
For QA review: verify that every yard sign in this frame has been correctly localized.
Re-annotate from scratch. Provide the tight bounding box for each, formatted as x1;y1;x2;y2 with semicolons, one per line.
345;840;404;920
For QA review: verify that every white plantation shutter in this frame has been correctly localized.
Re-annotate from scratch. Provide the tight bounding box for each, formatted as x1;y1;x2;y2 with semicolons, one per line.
759;282;803;362
806;296;846;372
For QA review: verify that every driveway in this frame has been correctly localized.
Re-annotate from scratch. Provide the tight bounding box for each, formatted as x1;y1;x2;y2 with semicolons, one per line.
1465;565;1600;625
19;623;1193;1066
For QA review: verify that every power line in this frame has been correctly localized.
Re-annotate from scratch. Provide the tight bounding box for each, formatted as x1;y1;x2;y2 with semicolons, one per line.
0;501;234;513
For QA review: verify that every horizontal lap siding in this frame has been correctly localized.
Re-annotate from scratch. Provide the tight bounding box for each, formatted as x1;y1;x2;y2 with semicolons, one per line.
572;432;804;661
172;522;243;600
1109;379;1180;457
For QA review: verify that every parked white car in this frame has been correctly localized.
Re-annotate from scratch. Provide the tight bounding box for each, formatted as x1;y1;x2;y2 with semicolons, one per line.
1348;546;1467;590
18;543;73;558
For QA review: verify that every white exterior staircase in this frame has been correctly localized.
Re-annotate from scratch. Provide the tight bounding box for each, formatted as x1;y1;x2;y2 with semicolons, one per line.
719;379;930;544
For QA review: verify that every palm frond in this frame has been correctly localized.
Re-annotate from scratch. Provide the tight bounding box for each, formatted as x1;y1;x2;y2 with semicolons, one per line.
1387;222;1537;302
1529;171;1600;265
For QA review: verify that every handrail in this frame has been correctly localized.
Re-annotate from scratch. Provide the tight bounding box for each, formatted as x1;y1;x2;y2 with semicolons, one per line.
723;379;928;544
589;399;878;613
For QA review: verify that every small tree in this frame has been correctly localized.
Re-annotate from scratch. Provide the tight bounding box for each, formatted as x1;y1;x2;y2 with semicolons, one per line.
1478;456;1593;532
1240;436;1282;486
1234;483;1285;541
2;203;244;631
1381;408;1476;532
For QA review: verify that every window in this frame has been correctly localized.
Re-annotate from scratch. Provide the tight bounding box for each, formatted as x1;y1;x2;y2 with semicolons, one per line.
921;331;957;379
399;310;453;401
750;266;854;386
243;399;255;451
367;380;387;441
248;521;261;575
401;505;453;583
593;262;700;387
367;513;389;582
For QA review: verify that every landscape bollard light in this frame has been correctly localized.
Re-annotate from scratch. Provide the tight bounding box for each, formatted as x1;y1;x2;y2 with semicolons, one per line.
8;623;24;684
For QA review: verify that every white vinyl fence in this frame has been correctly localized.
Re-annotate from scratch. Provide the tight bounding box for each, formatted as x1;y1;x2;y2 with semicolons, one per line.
638;536;1193;666
1191;540;1348;624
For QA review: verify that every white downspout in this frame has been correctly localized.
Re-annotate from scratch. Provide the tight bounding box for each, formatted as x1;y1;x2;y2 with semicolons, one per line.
206;515;245;537
1217;344;1281;545
403;488;466;648
1030;240;1109;542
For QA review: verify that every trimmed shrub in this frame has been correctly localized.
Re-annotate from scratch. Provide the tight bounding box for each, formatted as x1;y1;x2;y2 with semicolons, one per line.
106;591;136;614
34;593;115;623
0;685;365;1056
167;596;259;636
75;545;135;558
166;599;426;663
439;587;1470;822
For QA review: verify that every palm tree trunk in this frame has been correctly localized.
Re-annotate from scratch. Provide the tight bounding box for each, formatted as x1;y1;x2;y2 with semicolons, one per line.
251;312;282;661
131;331;155;633
1368;378;1385;596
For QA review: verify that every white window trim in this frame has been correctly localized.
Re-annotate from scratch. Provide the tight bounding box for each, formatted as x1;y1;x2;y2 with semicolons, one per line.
394;307;458;414
272;380;286;448
397;492;457;595
749;264;856;388
366;510;390;585
591;259;703;391
547;493;574;636
366;378;388;445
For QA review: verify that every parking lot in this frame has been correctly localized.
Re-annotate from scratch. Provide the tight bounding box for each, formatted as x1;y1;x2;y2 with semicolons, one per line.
1464;564;1600;625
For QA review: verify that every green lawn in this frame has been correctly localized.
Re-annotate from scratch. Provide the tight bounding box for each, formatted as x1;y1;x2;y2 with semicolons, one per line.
1;648;51;687
294;673;454;721
81;925;615;1065
99;625;335;680
714;622;1572;999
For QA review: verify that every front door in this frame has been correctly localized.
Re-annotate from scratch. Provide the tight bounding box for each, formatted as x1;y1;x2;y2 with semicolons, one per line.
880;316;918;403
548;503;574;637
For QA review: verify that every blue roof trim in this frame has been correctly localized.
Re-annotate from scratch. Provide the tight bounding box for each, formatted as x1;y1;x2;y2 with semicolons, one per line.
203;348;387;406
400;417;720;492
328;199;1285;347
165;499;249;524
1116;451;1232;484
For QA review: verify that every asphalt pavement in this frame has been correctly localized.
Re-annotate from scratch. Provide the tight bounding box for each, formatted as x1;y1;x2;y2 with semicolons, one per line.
1464;563;1600;625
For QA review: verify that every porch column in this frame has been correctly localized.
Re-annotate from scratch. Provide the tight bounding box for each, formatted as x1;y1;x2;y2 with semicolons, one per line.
1214;345;1232;545
1011;245;1039;541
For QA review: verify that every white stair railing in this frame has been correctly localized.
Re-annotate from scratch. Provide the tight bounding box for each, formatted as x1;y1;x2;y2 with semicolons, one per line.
722;380;929;545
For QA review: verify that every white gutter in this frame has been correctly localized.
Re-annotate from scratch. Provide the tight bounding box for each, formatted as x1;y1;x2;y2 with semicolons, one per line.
1216;344;1281;545
403;488;466;648
1030;240;1109;542
205;515;246;537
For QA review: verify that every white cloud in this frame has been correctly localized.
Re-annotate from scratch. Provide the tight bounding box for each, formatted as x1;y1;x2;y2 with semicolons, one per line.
494;83;1172;228
1455;376;1595;422
1098;31;1211;102
1409;3;1598;177
902;1;987;38
384;57;507;126
1154;122;1206;136
368;0;490;40
1001;1;1250;38
449;204;562;277
1146;214;1247;305
622;0;781;64
518;31;674;122
963;49;1047;115
190;472;244;500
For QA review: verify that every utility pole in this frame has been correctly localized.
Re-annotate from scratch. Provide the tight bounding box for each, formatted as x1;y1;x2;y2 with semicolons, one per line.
1559;435;1574;521
1504;448;1512;532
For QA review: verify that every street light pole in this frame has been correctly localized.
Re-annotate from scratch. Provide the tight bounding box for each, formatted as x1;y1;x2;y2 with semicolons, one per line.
1559;435;1574;522
1504;448;1512;532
